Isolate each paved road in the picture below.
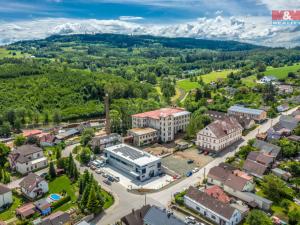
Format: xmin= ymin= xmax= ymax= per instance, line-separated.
xmin=94 ymin=107 xmax=298 ymax=224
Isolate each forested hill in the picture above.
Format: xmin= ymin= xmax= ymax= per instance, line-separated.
xmin=13 ymin=33 xmax=265 ymax=51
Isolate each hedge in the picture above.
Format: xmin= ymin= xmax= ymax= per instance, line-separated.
xmin=51 ymin=195 xmax=71 ymax=210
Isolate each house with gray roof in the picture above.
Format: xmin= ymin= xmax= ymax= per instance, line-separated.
xmin=268 ymin=115 xmax=299 ymax=140
xmin=228 ymin=105 xmax=267 ymax=122
xmin=253 ymin=139 xmax=281 ymax=159
xmin=184 ymin=186 xmax=242 ymax=225
xmin=8 ymin=145 xmax=48 ymax=175
xmin=20 ymin=173 xmax=48 ymax=199
xmin=0 ymin=184 xmax=12 ymax=208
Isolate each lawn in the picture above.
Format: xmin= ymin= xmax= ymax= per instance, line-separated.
xmin=177 ymin=69 xmax=236 ymax=92
xmin=48 ymin=175 xmax=77 ymax=212
xmin=264 ymin=64 xmax=300 ymax=79
xmin=241 ymin=75 xmax=257 ymax=87
xmin=0 ymin=194 xmax=24 ymax=221
xmin=0 ymin=48 xmax=29 ymax=59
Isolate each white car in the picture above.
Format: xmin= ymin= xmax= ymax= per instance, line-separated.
xmin=192 ymin=167 xmax=199 ymax=173
xmin=185 ymin=216 xmax=196 ymax=224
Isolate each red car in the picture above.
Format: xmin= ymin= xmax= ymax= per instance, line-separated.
xmin=204 ymin=151 xmax=209 ymax=155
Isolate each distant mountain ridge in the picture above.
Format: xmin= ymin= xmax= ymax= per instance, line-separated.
xmin=14 ymin=33 xmax=267 ymax=51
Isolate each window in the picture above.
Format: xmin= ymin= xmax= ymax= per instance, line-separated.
xmin=157 ymin=162 xmax=161 ymax=168
xmin=211 ymin=215 xmax=216 ymax=220
xmin=142 ymin=168 xmax=146 ymax=174
xmin=196 ymin=206 xmax=200 ymax=211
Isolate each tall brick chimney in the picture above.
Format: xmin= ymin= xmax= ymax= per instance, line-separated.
xmin=105 ymin=93 xmax=111 ymax=134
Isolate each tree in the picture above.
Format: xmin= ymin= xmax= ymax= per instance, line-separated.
xmin=49 ymin=162 xmax=56 ymax=179
xmin=14 ymin=135 xmax=26 ymax=147
xmin=86 ymin=184 xmax=99 ymax=213
xmin=56 ymin=148 xmax=61 ymax=160
xmin=0 ymin=143 xmax=10 ymax=167
xmin=53 ymin=111 xmax=61 ymax=124
xmin=245 ymin=210 xmax=272 ymax=225
xmin=0 ymin=122 xmax=11 ymax=137
xmin=26 ymin=136 xmax=39 ymax=145
xmin=80 ymin=128 xmax=95 ymax=146
xmin=109 ymin=110 xmax=122 ymax=133
xmin=186 ymin=110 xmax=211 ymax=139
xmin=278 ymin=138 xmax=299 ymax=158
xmin=43 ymin=112 xmax=49 ymax=125
xmin=288 ymin=208 xmax=300 ymax=225
xmin=261 ymin=174 xmax=294 ymax=202
xmin=79 ymin=147 xmax=92 ymax=165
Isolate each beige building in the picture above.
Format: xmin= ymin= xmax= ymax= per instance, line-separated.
xmin=196 ymin=117 xmax=242 ymax=153
xmin=132 ymin=107 xmax=190 ymax=142
xmin=228 ymin=105 xmax=267 ymax=122
xmin=127 ymin=127 xmax=158 ymax=146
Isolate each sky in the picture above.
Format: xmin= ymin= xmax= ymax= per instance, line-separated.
xmin=1 ymin=0 xmax=300 ymax=47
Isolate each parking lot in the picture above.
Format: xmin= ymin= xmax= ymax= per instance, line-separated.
xmin=162 ymin=148 xmax=213 ymax=175
xmin=95 ymin=164 xmax=174 ymax=190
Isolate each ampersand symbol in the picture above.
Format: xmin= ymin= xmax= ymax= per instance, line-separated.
xmin=283 ymin=11 xmax=292 ymax=20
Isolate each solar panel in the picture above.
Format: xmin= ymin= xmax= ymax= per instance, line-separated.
xmin=113 ymin=146 xmax=145 ymax=160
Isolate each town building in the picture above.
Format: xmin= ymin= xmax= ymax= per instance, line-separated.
xmin=104 ymin=144 xmax=162 ymax=182
xmin=20 ymin=173 xmax=49 ymax=199
xmin=90 ymin=133 xmax=122 ymax=151
xmin=184 ymin=186 xmax=242 ymax=225
xmin=55 ymin=128 xmax=79 ymax=141
xmin=228 ymin=105 xmax=267 ymax=122
xmin=243 ymin=159 xmax=268 ymax=178
xmin=267 ymin=115 xmax=299 ymax=140
xmin=205 ymin=110 xmax=255 ymax=130
xmin=253 ymin=139 xmax=281 ymax=159
xmin=0 ymin=184 xmax=12 ymax=208
xmin=8 ymin=145 xmax=48 ymax=175
xmin=271 ymin=168 xmax=292 ymax=181
xmin=121 ymin=205 xmax=185 ymax=225
xmin=132 ymin=107 xmax=190 ymax=142
xmin=203 ymin=185 xmax=231 ymax=204
xmin=127 ymin=128 xmax=158 ymax=146
xmin=276 ymin=104 xmax=289 ymax=112
xmin=196 ymin=117 xmax=243 ymax=153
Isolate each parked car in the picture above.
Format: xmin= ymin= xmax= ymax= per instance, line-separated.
xmin=187 ymin=159 xmax=194 ymax=164
xmin=186 ymin=171 xmax=193 ymax=177
xmin=40 ymin=172 xmax=48 ymax=178
xmin=90 ymin=165 xmax=97 ymax=170
xmin=208 ymin=152 xmax=214 ymax=156
xmin=108 ymin=176 xmax=115 ymax=182
xmin=198 ymin=150 xmax=203 ymax=154
xmin=185 ymin=216 xmax=196 ymax=224
xmin=95 ymin=168 xmax=103 ymax=174
xmin=103 ymin=179 xmax=111 ymax=185
xmin=102 ymin=173 xmax=108 ymax=178
xmin=204 ymin=151 xmax=209 ymax=155
xmin=192 ymin=167 xmax=199 ymax=173
xmin=114 ymin=176 xmax=120 ymax=182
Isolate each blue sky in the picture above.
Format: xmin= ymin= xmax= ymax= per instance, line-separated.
xmin=0 ymin=0 xmax=300 ymax=47
xmin=0 ymin=0 xmax=271 ymax=22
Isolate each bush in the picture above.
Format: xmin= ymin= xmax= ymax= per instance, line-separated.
xmin=174 ymin=191 xmax=186 ymax=206
xmin=51 ymin=195 xmax=71 ymax=210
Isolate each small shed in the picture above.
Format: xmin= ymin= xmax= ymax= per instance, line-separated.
xmin=16 ymin=203 xmax=36 ymax=219
xmin=34 ymin=198 xmax=51 ymax=216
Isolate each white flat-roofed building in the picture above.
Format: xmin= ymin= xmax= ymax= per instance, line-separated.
xmin=132 ymin=107 xmax=191 ymax=142
xmin=228 ymin=105 xmax=267 ymax=122
xmin=128 ymin=127 xmax=158 ymax=146
xmin=103 ymin=144 xmax=162 ymax=182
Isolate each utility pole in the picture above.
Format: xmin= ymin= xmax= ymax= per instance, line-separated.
xmin=144 ymin=193 xmax=147 ymax=206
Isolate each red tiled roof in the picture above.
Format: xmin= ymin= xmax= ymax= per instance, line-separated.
xmin=204 ymin=185 xmax=230 ymax=203
xmin=132 ymin=108 xmax=188 ymax=119
xmin=22 ymin=130 xmax=42 ymax=137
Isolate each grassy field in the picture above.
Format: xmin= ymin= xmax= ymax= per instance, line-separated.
xmin=0 ymin=195 xmax=24 ymax=221
xmin=264 ymin=64 xmax=300 ymax=79
xmin=0 ymin=48 xmax=29 ymax=59
xmin=177 ymin=69 xmax=236 ymax=92
xmin=241 ymin=75 xmax=257 ymax=87
xmin=101 ymin=189 xmax=114 ymax=209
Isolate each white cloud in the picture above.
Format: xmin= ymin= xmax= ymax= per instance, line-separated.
xmin=0 ymin=16 xmax=298 ymax=47
xmin=119 ymin=16 xmax=144 ymax=21
xmin=256 ymin=0 xmax=300 ymax=10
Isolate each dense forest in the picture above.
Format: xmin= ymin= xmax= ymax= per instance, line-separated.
xmin=0 ymin=33 xmax=299 ymax=136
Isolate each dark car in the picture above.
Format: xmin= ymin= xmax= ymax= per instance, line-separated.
xmin=187 ymin=159 xmax=194 ymax=164
xmin=186 ymin=171 xmax=193 ymax=177
xmin=103 ymin=179 xmax=112 ymax=185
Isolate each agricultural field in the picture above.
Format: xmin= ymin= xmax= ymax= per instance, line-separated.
xmin=0 ymin=48 xmax=29 ymax=58
xmin=177 ymin=69 xmax=236 ymax=92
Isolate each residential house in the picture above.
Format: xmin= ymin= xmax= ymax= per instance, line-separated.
xmin=0 ymin=184 xmax=12 ymax=208
xmin=207 ymin=164 xmax=272 ymax=210
xmin=196 ymin=117 xmax=243 ymax=153
xmin=8 ymin=145 xmax=48 ymax=175
xmin=90 ymin=133 xmax=122 ymax=151
xmin=132 ymin=107 xmax=191 ymax=142
xmin=120 ymin=205 xmax=185 ymax=225
xmin=277 ymin=85 xmax=293 ymax=95
xmin=228 ymin=105 xmax=267 ymax=123
xmin=184 ymin=186 xmax=242 ymax=225
xmin=253 ymin=139 xmax=281 ymax=159
xmin=35 ymin=211 xmax=70 ymax=225
xmin=22 ymin=130 xmax=43 ymax=138
xmin=127 ymin=128 xmax=158 ymax=147
xmin=243 ymin=160 xmax=268 ymax=178
xmin=277 ymin=104 xmax=289 ymax=112
xmin=16 ymin=203 xmax=36 ymax=219
xmin=268 ymin=115 xmax=299 ymax=140
xmin=34 ymin=198 xmax=51 ymax=216
xmin=271 ymin=168 xmax=292 ymax=181
xmin=246 ymin=152 xmax=274 ymax=167
xmin=39 ymin=134 xmax=56 ymax=147
xmin=20 ymin=173 xmax=48 ymax=199
xmin=258 ymin=76 xmax=277 ymax=84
